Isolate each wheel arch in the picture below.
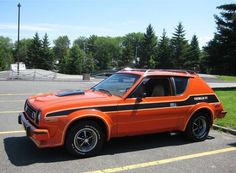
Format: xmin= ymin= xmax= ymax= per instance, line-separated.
xmin=63 ymin=111 xmax=113 ymax=145
xmin=184 ymin=106 xmax=214 ymax=131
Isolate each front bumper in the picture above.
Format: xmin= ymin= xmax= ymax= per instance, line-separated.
xmin=18 ymin=112 xmax=50 ymax=146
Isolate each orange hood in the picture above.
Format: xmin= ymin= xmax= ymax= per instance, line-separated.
xmin=28 ymin=90 xmax=120 ymax=115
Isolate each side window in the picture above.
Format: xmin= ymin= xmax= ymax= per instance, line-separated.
xmin=174 ymin=77 xmax=189 ymax=95
xmin=130 ymin=77 xmax=173 ymax=98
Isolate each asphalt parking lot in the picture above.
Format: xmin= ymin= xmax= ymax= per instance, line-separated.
xmin=0 ymin=80 xmax=235 ymax=173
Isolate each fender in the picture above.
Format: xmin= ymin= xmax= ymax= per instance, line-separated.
xmin=62 ymin=109 xmax=114 ymax=143
xmin=182 ymin=102 xmax=215 ymax=131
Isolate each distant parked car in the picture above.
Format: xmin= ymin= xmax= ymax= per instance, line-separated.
xmin=18 ymin=68 xmax=226 ymax=157
xmin=92 ymin=69 xmax=120 ymax=79
xmin=93 ymin=72 xmax=113 ymax=78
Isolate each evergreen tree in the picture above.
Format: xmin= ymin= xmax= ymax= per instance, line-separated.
xmin=185 ymin=35 xmax=200 ymax=70
xmin=203 ymin=38 xmax=221 ymax=73
xmin=171 ymin=22 xmax=189 ymax=69
xmin=139 ymin=24 xmax=158 ymax=68
xmin=204 ymin=3 xmax=236 ymax=75
xmin=26 ymin=33 xmax=54 ymax=70
xmin=148 ymin=56 xmax=156 ymax=69
xmin=157 ymin=29 xmax=172 ymax=69
xmin=42 ymin=33 xmax=53 ymax=70
xmin=27 ymin=33 xmax=43 ymax=68
xmin=199 ymin=50 xmax=209 ymax=73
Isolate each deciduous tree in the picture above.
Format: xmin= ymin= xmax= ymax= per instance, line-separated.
xmin=0 ymin=36 xmax=13 ymax=71
xmin=53 ymin=36 xmax=70 ymax=73
xmin=66 ymin=44 xmax=84 ymax=74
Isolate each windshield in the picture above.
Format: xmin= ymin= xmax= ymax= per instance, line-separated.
xmin=92 ymin=73 xmax=140 ymax=97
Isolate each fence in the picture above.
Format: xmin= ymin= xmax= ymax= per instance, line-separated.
xmin=7 ymin=69 xmax=57 ymax=80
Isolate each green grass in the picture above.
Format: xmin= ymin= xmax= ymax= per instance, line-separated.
xmin=215 ymin=89 xmax=236 ymax=129
xmin=217 ymin=75 xmax=236 ymax=81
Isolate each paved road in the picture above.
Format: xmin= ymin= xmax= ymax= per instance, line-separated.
xmin=0 ymin=81 xmax=235 ymax=173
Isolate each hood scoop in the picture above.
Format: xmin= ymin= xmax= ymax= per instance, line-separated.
xmin=56 ymin=90 xmax=85 ymax=97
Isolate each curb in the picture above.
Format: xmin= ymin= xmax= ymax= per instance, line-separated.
xmin=212 ymin=124 xmax=236 ymax=136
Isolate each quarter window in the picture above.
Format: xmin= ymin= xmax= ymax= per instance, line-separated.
xmin=174 ymin=77 xmax=188 ymax=95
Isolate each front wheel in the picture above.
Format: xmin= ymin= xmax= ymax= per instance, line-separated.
xmin=185 ymin=114 xmax=211 ymax=142
xmin=65 ymin=121 xmax=105 ymax=158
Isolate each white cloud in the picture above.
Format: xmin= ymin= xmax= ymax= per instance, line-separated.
xmin=0 ymin=23 xmax=55 ymax=32
xmin=0 ymin=23 xmax=118 ymax=36
xmin=0 ymin=23 xmax=125 ymax=43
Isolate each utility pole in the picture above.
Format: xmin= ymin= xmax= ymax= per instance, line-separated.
xmin=17 ymin=3 xmax=21 ymax=77
xmin=82 ymin=42 xmax=87 ymax=73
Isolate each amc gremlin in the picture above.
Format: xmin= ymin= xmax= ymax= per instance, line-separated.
xmin=18 ymin=69 xmax=226 ymax=157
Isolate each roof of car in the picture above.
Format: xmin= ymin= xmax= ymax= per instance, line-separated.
xmin=117 ymin=68 xmax=197 ymax=78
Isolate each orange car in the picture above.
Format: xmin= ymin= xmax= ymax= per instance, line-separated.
xmin=18 ymin=68 xmax=226 ymax=157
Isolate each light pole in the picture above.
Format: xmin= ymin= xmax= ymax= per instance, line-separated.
xmin=135 ymin=45 xmax=139 ymax=67
xmin=17 ymin=3 xmax=21 ymax=77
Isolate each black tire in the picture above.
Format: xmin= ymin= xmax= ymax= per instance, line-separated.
xmin=65 ymin=120 xmax=105 ymax=158
xmin=185 ymin=113 xmax=211 ymax=142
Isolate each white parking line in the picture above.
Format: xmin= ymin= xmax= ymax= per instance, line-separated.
xmin=0 ymin=93 xmax=34 ymax=96
xmin=0 ymin=111 xmax=21 ymax=114
xmin=85 ymin=147 xmax=236 ymax=173
xmin=0 ymin=130 xmax=25 ymax=135
xmin=0 ymin=100 xmax=24 ymax=103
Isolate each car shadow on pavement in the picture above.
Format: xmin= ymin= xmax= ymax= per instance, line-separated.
xmin=4 ymin=136 xmax=74 ymax=166
xmin=228 ymin=142 xmax=236 ymax=147
xmin=103 ymin=133 xmax=189 ymax=154
xmin=4 ymin=133 xmax=215 ymax=166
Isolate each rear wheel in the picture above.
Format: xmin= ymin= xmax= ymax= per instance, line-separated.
xmin=185 ymin=113 xmax=211 ymax=142
xmin=65 ymin=121 xmax=105 ymax=157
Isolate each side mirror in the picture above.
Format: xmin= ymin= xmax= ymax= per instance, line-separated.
xmin=136 ymin=92 xmax=147 ymax=102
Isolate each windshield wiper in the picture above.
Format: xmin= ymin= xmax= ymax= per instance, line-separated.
xmin=97 ymin=89 xmax=112 ymax=96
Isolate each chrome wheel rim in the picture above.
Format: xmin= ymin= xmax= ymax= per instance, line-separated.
xmin=192 ymin=116 xmax=207 ymax=138
xmin=74 ymin=127 xmax=98 ymax=153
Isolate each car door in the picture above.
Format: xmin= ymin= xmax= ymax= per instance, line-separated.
xmin=116 ymin=76 xmax=180 ymax=136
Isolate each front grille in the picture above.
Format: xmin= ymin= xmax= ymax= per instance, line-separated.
xmin=24 ymin=101 xmax=37 ymax=121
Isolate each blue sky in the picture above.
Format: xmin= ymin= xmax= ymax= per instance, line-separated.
xmin=0 ymin=0 xmax=235 ymax=47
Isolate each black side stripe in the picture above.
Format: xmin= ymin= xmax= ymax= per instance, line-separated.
xmin=46 ymin=94 xmax=219 ymax=117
